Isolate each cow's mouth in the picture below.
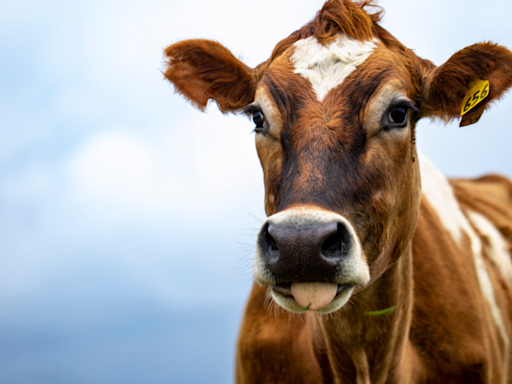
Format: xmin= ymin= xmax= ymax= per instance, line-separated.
xmin=270 ymin=282 xmax=355 ymax=313
xmin=272 ymin=282 xmax=352 ymax=297
xmin=254 ymin=208 xmax=371 ymax=314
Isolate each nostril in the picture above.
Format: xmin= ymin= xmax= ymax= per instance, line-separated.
xmin=260 ymin=223 xmax=279 ymax=253
xmin=321 ymin=223 xmax=351 ymax=258
xmin=322 ymin=233 xmax=343 ymax=252
xmin=265 ymin=230 xmax=278 ymax=252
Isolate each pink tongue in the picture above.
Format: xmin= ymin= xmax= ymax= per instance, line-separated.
xmin=291 ymin=282 xmax=338 ymax=311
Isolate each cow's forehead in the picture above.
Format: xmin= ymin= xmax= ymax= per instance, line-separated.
xmin=258 ymin=35 xmax=411 ymax=116
xmin=290 ymin=35 xmax=379 ymax=102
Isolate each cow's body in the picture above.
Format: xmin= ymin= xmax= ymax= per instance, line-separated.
xmin=237 ymin=163 xmax=512 ymax=383
xmin=162 ymin=0 xmax=512 ymax=382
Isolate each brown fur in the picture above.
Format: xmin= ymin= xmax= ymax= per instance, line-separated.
xmin=162 ymin=0 xmax=512 ymax=382
xmin=268 ymin=0 xmax=382 ymax=63
xmin=163 ymin=40 xmax=258 ymax=113
xmin=424 ymin=43 xmax=512 ymax=121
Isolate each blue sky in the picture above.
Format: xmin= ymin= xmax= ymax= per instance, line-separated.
xmin=1 ymin=0 xmax=512 ymax=383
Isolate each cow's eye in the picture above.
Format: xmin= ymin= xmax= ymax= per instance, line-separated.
xmin=389 ymin=106 xmax=407 ymax=125
xmin=382 ymin=101 xmax=418 ymax=131
xmin=253 ymin=111 xmax=265 ymax=129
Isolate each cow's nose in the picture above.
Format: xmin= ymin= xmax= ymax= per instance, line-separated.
xmin=257 ymin=220 xmax=353 ymax=282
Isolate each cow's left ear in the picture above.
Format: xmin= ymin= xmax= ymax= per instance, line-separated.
xmin=422 ymin=43 xmax=512 ymax=126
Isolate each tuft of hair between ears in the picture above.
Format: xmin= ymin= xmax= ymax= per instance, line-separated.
xmin=270 ymin=0 xmax=383 ymax=63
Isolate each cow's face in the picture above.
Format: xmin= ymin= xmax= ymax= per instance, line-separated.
xmin=249 ymin=37 xmax=422 ymax=313
xmin=163 ymin=0 xmax=512 ymax=314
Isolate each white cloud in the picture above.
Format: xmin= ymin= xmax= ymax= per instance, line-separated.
xmin=67 ymin=115 xmax=264 ymax=218
xmin=75 ymin=132 xmax=155 ymax=184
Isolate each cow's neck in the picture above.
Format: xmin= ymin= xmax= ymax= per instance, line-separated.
xmin=319 ymin=244 xmax=416 ymax=384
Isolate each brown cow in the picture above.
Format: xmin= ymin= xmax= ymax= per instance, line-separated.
xmin=163 ymin=1 xmax=512 ymax=382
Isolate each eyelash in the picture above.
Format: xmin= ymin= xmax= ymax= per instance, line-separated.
xmin=242 ymin=105 xmax=260 ymax=116
xmin=242 ymin=105 xmax=268 ymax=133
xmin=382 ymin=101 xmax=419 ymax=129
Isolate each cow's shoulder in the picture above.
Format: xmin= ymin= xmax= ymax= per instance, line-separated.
xmin=450 ymin=174 xmax=512 ymax=251
xmin=410 ymin=157 xmax=511 ymax=381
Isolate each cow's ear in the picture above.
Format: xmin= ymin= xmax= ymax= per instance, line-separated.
xmin=164 ymin=39 xmax=257 ymax=113
xmin=422 ymin=43 xmax=512 ymax=126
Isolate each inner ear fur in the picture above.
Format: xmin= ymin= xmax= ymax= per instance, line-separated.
xmin=164 ymin=39 xmax=257 ymax=113
xmin=422 ymin=42 xmax=512 ymax=121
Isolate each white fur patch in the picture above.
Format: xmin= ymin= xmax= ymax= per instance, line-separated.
xmin=291 ymin=35 xmax=378 ymax=101
xmin=468 ymin=211 xmax=512 ymax=289
xmin=419 ymin=154 xmax=472 ymax=244
xmin=420 ymin=153 xmax=510 ymax=376
xmin=465 ymin=213 xmax=510 ymax=382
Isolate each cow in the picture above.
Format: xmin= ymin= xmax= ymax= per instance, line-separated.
xmin=162 ymin=0 xmax=512 ymax=382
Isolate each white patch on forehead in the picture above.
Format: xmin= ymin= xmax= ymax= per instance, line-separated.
xmin=291 ymin=35 xmax=378 ymax=102
xmin=420 ymin=153 xmax=510 ymax=370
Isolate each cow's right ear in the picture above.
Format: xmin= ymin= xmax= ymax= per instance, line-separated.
xmin=163 ymin=39 xmax=257 ymax=113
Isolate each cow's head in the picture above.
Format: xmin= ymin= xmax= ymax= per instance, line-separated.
xmin=164 ymin=0 xmax=512 ymax=313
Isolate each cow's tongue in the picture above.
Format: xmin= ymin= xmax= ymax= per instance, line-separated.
xmin=290 ymin=282 xmax=338 ymax=311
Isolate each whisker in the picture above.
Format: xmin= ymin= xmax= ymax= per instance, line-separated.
xmin=244 ymin=211 xmax=266 ymax=223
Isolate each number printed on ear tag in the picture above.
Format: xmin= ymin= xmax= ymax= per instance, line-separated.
xmin=461 ymin=79 xmax=490 ymax=116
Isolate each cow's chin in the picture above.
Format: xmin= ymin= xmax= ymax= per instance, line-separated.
xmin=268 ymin=283 xmax=355 ymax=314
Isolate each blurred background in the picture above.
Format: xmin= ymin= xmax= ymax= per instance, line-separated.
xmin=1 ymin=0 xmax=511 ymax=383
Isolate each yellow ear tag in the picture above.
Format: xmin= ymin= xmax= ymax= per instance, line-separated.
xmin=461 ymin=79 xmax=489 ymax=116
